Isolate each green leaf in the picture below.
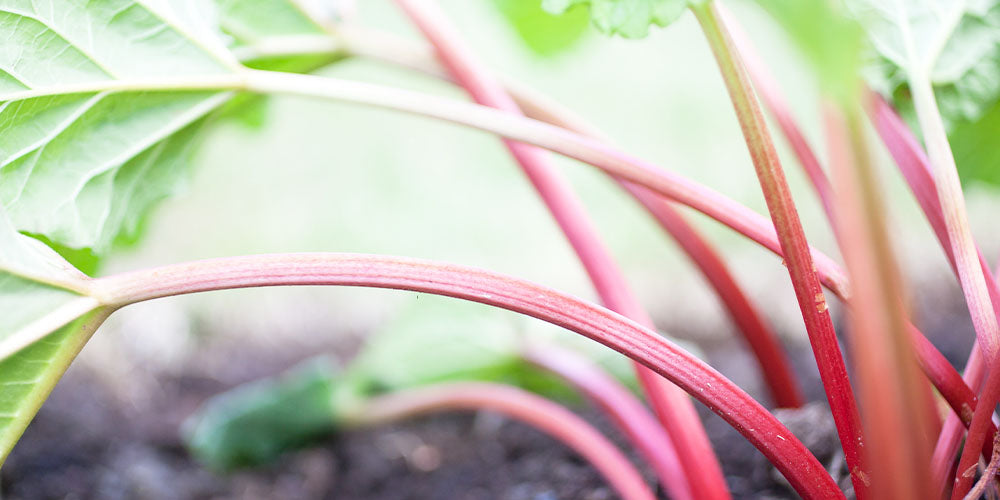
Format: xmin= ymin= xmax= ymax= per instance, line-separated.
xmin=493 ymin=0 xmax=591 ymax=55
xmin=847 ymin=0 xmax=1000 ymax=119
xmin=950 ymin=97 xmax=1000 ymax=186
xmin=846 ymin=0 xmax=1000 ymax=183
xmin=0 ymin=0 xmax=242 ymax=253
xmin=183 ymin=357 xmax=339 ymax=470
xmin=543 ymin=0 xmax=692 ymax=38
xmin=0 ymin=209 xmax=102 ymax=465
xmin=0 ymin=311 xmax=107 ymax=466
xmin=215 ymin=0 xmax=328 ymax=42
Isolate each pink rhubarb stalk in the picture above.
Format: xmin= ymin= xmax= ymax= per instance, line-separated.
xmin=341 ymin=382 xmax=657 ymax=500
xmin=908 ymin=77 xmax=999 ymax=362
xmin=691 ymin=3 xmax=868 ymax=496
xmin=93 ymin=252 xmax=844 ymax=500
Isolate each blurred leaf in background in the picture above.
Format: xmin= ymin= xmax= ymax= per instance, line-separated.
xmin=342 ymin=298 xmax=525 ymax=395
xmin=846 ymin=0 xmax=1000 ymax=186
xmin=542 ymin=0 xmax=691 ymax=38
xmin=184 ymin=357 xmax=340 ymax=470
xmin=753 ymin=0 xmax=863 ymax=102
xmin=492 ymin=0 xmax=591 ymax=55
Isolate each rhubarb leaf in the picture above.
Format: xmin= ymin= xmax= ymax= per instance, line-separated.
xmin=949 ymin=98 xmax=1000 ymax=186
xmin=848 ymin=0 xmax=1000 ymax=185
xmin=542 ymin=0 xmax=694 ymax=38
xmin=847 ymin=0 xmax=1000 ymax=124
xmin=0 ymin=0 xmax=242 ymax=253
xmin=215 ymin=0 xmax=328 ymax=42
xmin=0 ymin=209 xmax=102 ymax=465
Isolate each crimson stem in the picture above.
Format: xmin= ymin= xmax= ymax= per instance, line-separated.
xmin=340 ymin=382 xmax=657 ymax=500
xmin=691 ymin=2 xmax=869 ymax=496
xmin=92 ymin=252 xmax=844 ymax=500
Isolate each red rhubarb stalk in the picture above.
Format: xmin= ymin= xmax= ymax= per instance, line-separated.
xmin=691 ymin=2 xmax=869 ymax=496
xmin=93 ymin=252 xmax=844 ymax=500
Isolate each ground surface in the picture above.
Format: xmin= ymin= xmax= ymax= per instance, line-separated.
xmin=0 ymin=342 xmax=841 ymax=500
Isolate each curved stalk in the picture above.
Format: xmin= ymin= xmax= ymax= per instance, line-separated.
xmin=691 ymin=3 xmax=868 ymax=495
xmin=91 ymin=252 xmax=845 ymax=500
xmin=391 ymin=2 xmax=727 ymax=498
xmin=522 ymin=345 xmax=692 ymax=500
xmin=232 ymin=68 xmax=851 ymax=298
xmin=33 ymin=39 xmax=845 ymax=296
xmin=340 ymin=382 xmax=657 ymax=500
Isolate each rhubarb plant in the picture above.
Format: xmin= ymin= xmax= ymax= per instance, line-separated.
xmin=3 ymin=0 xmax=1000 ymax=499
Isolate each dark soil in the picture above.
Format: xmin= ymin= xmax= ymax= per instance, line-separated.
xmin=2 ymin=366 xmax=653 ymax=500
xmin=1 ymin=284 xmax=973 ymax=499
xmin=0 ymin=343 xmax=842 ymax=500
